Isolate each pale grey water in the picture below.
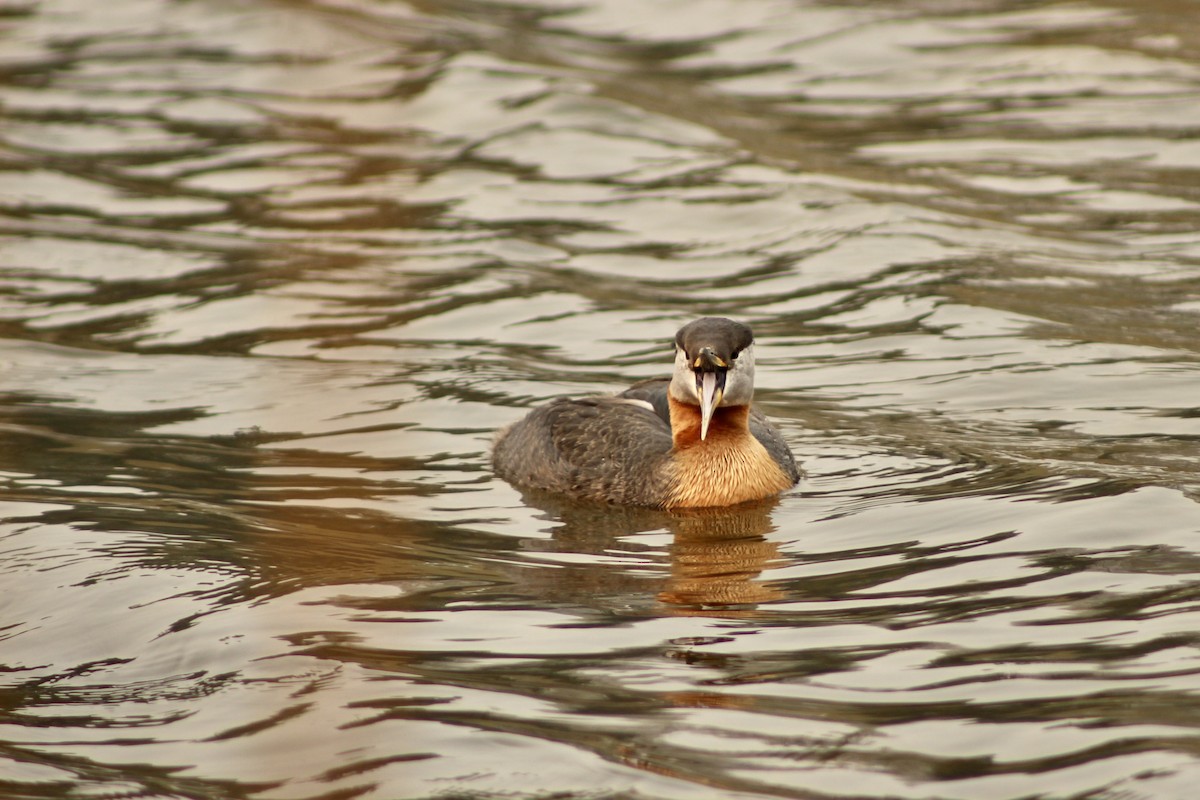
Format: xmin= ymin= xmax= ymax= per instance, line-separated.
xmin=2 ymin=1 xmax=1200 ymax=798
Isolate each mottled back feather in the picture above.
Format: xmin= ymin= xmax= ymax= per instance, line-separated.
xmin=620 ymin=378 xmax=672 ymax=424
xmin=493 ymin=396 xmax=675 ymax=506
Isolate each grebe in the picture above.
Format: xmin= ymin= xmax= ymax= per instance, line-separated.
xmin=493 ymin=317 xmax=800 ymax=507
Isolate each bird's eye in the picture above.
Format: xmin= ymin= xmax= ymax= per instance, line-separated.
xmin=731 ymin=349 xmax=741 ymax=361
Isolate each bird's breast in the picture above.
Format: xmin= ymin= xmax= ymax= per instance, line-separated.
xmin=665 ymin=401 xmax=794 ymax=508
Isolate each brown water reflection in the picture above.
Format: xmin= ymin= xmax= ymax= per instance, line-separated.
xmin=3 ymin=0 xmax=1200 ymax=798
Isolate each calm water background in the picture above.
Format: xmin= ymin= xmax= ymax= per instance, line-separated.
xmin=2 ymin=1 xmax=1200 ymax=798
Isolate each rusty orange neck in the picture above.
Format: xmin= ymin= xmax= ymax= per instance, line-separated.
xmin=668 ymin=395 xmax=751 ymax=448
xmin=665 ymin=396 xmax=793 ymax=508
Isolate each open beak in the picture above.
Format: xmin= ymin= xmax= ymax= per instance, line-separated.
xmin=693 ymin=347 xmax=727 ymax=440
xmin=698 ymin=372 xmax=724 ymax=439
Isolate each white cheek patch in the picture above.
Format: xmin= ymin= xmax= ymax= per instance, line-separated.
xmin=736 ymin=343 xmax=756 ymax=371
xmin=725 ymin=343 xmax=757 ymax=404
xmin=670 ymin=347 xmax=698 ymax=402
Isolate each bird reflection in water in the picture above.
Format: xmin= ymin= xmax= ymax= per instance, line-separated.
xmin=514 ymin=488 xmax=784 ymax=612
xmin=660 ymin=505 xmax=784 ymax=610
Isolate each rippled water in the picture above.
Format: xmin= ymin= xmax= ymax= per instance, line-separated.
xmin=2 ymin=1 xmax=1200 ymax=798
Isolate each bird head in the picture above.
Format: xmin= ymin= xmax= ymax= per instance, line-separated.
xmin=668 ymin=317 xmax=756 ymax=440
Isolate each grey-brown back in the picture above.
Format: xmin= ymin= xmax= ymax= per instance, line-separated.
xmin=493 ymin=395 xmax=675 ymax=506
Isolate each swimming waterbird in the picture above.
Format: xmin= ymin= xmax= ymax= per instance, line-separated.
xmin=493 ymin=317 xmax=800 ymax=507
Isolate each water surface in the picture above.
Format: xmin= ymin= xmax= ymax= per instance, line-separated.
xmin=2 ymin=1 xmax=1200 ymax=798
